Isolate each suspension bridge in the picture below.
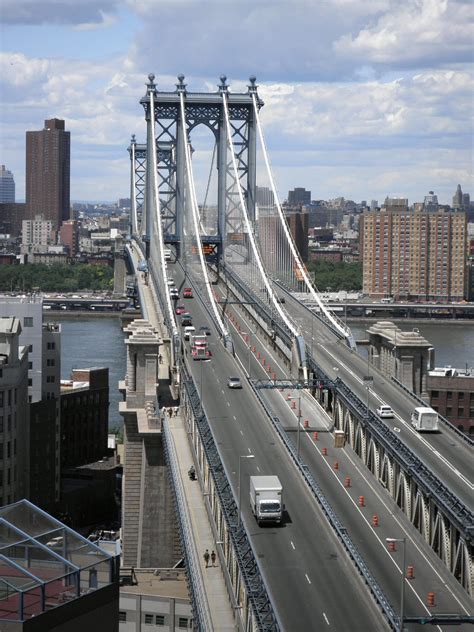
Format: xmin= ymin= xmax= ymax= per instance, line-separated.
xmin=121 ymin=74 xmax=474 ymax=631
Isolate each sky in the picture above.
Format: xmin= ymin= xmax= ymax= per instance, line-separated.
xmin=0 ymin=0 xmax=473 ymax=205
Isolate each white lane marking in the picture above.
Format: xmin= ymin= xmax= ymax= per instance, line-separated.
xmin=221 ymin=389 xmax=225 ymax=395
xmin=233 ymin=415 xmax=237 ymax=421
xmin=240 ymin=430 xmax=243 ymax=436
xmin=290 ymin=541 xmax=295 ymax=550
xmin=227 ymin=402 xmax=230 ymax=407
xmin=323 ymin=613 xmax=330 ymax=626
xmin=301 ymin=429 xmax=470 ymax=616
xmin=305 ymin=573 xmax=311 ymax=584
xmin=256 ymin=465 xmax=260 ymax=472
xmin=248 ymin=447 xmax=252 ymax=453
xmin=319 ymin=345 xmax=474 ymax=489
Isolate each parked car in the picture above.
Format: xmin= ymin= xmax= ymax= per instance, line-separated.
xmin=183 ymin=288 xmax=193 ymax=298
xmin=376 ymin=405 xmax=394 ymax=418
xmin=227 ymin=376 xmax=242 ymax=389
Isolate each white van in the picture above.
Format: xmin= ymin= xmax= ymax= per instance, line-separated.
xmin=183 ymin=325 xmax=195 ymax=341
xmin=411 ymin=407 xmax=439 ymax=432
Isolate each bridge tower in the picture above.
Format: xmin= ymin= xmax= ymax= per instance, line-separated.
xmin=138 ymin=73 xmax=263 ymax=262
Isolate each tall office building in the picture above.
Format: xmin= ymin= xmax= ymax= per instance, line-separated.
xmin=288 ymin=187 xmax=311 ymax=206
xmin=0 ymin=165 xmax=15 ymax=202
xmin=0 ymin=318 xmax=30 ymax=505
xmin=452 ymin=184 xmax=463 ymax=209
xmin=362 ymin=206 xmax=467 ymax=302
xmin=26 ymin=118 xmax=70 ymax=229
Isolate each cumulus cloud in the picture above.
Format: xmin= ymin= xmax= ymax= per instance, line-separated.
xmin=1 ymin=0 xmax=121 ymax=25
xmin=334 ymin=0 xmax=474 ymax=68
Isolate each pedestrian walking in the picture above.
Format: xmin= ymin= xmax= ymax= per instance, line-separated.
xmin=211 ymin=550 xmax=216 ymax=567
xmin=203 ymin=549 xmax=210 ymax=568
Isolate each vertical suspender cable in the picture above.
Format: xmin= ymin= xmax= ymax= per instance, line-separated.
xmin=149 ymin=91 xmax=179 ymax=338
xmin=252 ymin=94 xmax=350 ymax=341
xmin=179 ymin=92 xmax=229 ymax=338
xmin=222 ymin=92 xmax=298 ymax=338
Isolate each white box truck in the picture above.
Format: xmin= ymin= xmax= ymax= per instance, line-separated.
xmin=250 ymin=475 xmax=283 ymax=526
xmin=411 ymin=407 xmax=439 ymax=432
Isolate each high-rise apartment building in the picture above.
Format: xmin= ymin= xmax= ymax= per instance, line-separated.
xmin=362 ymin=206 xmax=467 ymax=302
xmin=0 ymin=165 xmax=15 ymax=202
xmin=26 ymin=118 xmax=70 ymax=229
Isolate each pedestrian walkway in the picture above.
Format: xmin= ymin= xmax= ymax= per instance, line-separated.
xmin=168 ymin=414 xmax=236 ymax=631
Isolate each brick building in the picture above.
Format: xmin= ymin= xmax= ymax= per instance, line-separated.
xmin=26 ymin=118 xmax=70 ymax=229
xmin=60 ymin=368 xmax=109 ymax=469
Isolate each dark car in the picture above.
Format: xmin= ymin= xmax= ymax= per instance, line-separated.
xmin=181 ymin=314 xmax=193 ymax=327
xmin=199 ymin=326 xmax=211 ymax=336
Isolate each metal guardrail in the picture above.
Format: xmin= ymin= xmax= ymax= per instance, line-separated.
xmin=162 ymin=418 xmax=213 ymax=631
xmin=251 ymin=382 xmax=398 ymax=631
xmin=333 ymin=376 xmax=474 ymax=540
xmin=181 ymin=364 xmax=280 ymax=631
xmin=391 ymin=376 xmax=474 ymax=447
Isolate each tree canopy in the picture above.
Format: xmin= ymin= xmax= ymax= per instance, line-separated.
xmin=306 ymin=260 xmax=362 ymax=292
xmin=0 ymin=264 xmax=114 ymax=292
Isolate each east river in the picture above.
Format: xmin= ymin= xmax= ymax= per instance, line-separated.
xmin=55 ymin=316 xmax=474 ymax=428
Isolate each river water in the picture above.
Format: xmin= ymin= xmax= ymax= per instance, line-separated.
xmin=55 ymin=316 xmax=474 ymax=428
xmin=349 ymin=321 xmax=474 ymax=368
xmin=55 ymin=316 xmax=126 ymax=427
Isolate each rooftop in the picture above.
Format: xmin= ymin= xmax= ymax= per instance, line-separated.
xmin=0 ymin=499 xmax=116 ymax=623
xmin=120 ymin=568 xmax=189 ymax=601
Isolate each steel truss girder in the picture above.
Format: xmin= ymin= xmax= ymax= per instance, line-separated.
xmin=182 ymin=368 xmax=279 ymax=630
xmin=333 ymin=381 xmax=474 ymax=596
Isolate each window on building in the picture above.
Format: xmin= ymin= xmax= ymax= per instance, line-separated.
xmin=144 ymin=614 xmax=154 ymax=625
xmin=7 ymin=443 xmax=10 ymax=458
xmin=47 ymin=342 xmax=56 ymax=350
xmin=446 ymin=391 xmax=453 ymax=400
xmin=118 ymin=612 xmax=127 ymax=622
xmin=458 ymin=392 xmax=464 ymax=400
xmin=446 ymin=407 xmax=452 ymax=416
xmin=7 ymin=390 xmax=11 ymax=406
xmin=178 ymin=618 xmax=189 ymax=629
xmin=28 ymin=362 xmax=33 ymax=370
xmin=23 ymin=317 xmax=33 ymax=327
xmin=0 ymin=392 xmax=3 ymax=407
xmin=28 ymin=345 xmax=33 ymax=353
xmin=28 ymin=379 xmax=32 ymax=387
xmin=155 ymin=615 xmax=165 ymax=626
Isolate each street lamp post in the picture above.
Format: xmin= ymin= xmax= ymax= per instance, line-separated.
xmin=238 ymin=455 xmax=255 ymax=528
xmin=386 ymin=537 xmax=406 ymax=632
xmin=288 ymin=392 xmax=302 ymax=459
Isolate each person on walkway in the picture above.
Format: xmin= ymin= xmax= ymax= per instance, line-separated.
xmin=211 ymin=550 xmax=216 ymax=567
xmin=203 ymin=549 xmax=210 ymax=568
xmin=158 ymin=354 xmax=162 ymax=364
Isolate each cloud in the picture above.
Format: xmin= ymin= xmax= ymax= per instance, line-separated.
xmin=334 ymin=0 xmax=474 ymax=68
xmin=1 ymin=0 xmax=121 ymax=26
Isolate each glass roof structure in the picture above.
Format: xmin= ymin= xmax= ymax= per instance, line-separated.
xmin=0 ymin=499 xmax=116 ymax=622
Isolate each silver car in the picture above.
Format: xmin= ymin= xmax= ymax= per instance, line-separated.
xmin=227 ymin=377 xmax=242 ymax=389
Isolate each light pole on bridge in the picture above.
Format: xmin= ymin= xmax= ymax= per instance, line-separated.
xmin=386 ymin=537 xmax=406 ymax=632
xmin=238 ymin=454 xmax=255 ymax=528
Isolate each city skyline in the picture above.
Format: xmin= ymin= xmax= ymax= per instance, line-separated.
xmin=1 ymin=0 xmax=473 ymax=204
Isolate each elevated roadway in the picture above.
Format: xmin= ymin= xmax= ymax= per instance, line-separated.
xmin=222 ymin=288 xmax=474 ymax=630
xmin=282 ymin=291 xmax=474 ymax=510
xmin=170 ymin=264 xmax=389 ymax=631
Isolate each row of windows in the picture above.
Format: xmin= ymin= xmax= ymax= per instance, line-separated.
xmin=0 ymin=390 xmax=17 ymax=408
xmin=118 ymin=612 xmax=190 ymax=628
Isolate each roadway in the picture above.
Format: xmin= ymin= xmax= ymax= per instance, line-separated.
xmin=281 ymin=290 xmax=474 ymax=511
xmin=220 ymin=285 xmax=474 ymax=631
xmin=171 ymin=264 xmax=389 ymax=631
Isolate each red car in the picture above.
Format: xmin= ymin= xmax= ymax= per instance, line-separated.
xmin=183 ymin=288 xmax=193 ymax=298
xmin=175 ymin=305 xmax=185 ymax=315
